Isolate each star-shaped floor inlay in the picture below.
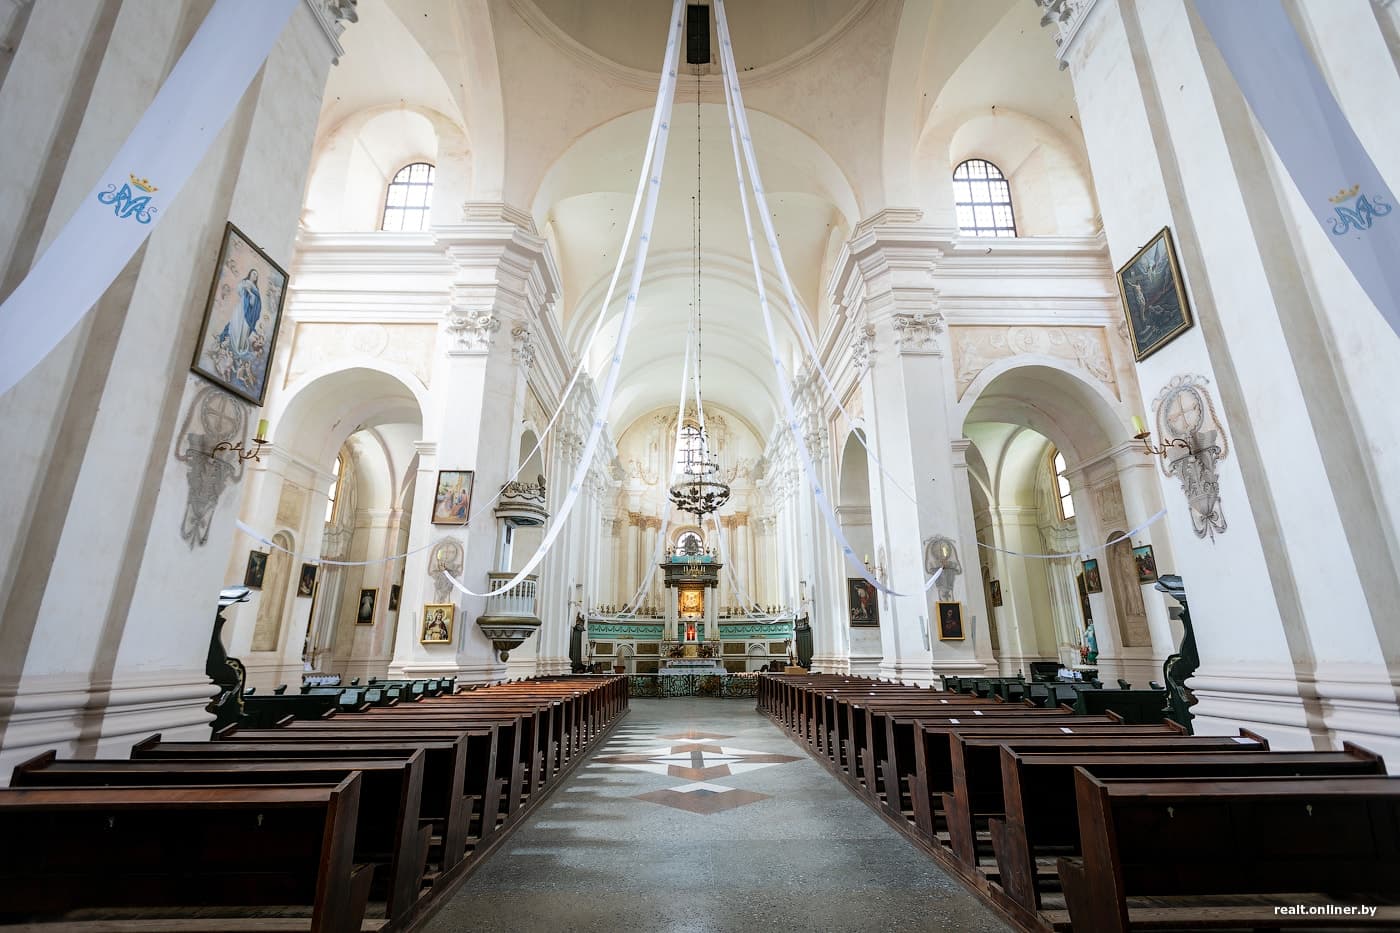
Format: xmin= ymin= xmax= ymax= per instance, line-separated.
xmin=593 ymin=743 xmax=800 ymax=781
xmin=632 ymin=781 xmax=771 ymax=814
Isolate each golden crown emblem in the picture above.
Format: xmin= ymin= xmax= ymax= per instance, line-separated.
xmin=128 ymin=174 xmax=158 ymax=193
xmin=1329 ymin=184 xmax=1360 ymax=204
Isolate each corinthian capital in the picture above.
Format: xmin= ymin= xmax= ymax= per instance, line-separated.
xmin=444 ymin=305 xmax=501 ymax=355
xmin=892 ymin=311 xmax=945 ymax=355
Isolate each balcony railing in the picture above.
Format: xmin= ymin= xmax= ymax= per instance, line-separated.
xmin=482 ymin=572 xmax=539 ymax=619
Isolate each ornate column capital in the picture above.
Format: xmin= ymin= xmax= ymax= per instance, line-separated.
xmin=1034 ymin=0 xmax=1103 ymax=71
xmin=303 ymin=0 xmax=358 ymax=65
xmin=849 ymin=322 xmax=877 ymax=378
xmin=511 ymin=321 xmax=536 ymax=370
xmin=444 ymin=305 xmax=501 ymax=356
xmin=891 ymin=311 xmax=946 ymax=356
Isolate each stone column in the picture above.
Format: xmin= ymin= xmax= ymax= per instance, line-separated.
xmin=388 ymin=205 xmax=558 ymax=683
xmin=0 ymin=3 xmax=352 ymax=774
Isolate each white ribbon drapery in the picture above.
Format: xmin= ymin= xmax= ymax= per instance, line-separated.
xmin=974 ymin=508 xmax=1167 ymax=561
xmin=443 ymin=0 xmax=686 ymax=600
xmin=617 ymin=325 xmax=694 ymax=615
xmin=0 ymin=0 xmax=301 ymax=399
xmin=1196 ymin=0 xmax=1400 ymax=342
xmin=714 ymin=0 xmax=927 ymax=599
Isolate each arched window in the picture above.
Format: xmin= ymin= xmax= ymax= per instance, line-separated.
xmin=953 ymin=159 xmax=1016 ymax=238
xmin=325 ymin=456 xmax=343 ymax=522
xmin=381 ymin=162 xmax=435 ymax=231
xmin=1050 ymin=448 xmax=1075 ymax=521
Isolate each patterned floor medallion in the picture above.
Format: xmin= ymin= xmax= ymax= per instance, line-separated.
xmin=593 ymin=734 xmax=801 ymax=814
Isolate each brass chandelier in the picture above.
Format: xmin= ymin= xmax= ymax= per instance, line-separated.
xmin=668 ymin=73 xmax=730 ymax=519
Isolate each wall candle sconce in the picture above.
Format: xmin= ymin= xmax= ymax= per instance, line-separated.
xmin=863 ymin=553 xmax=886 ymax=581
xmin=212 ymin=418 xmax=271 ymax=462
xmin=1133 ymin=418 xmax=1195 ymax=462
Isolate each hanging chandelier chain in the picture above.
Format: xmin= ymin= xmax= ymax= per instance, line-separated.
xmin=667 ymin=72 xmax=730 ymax=518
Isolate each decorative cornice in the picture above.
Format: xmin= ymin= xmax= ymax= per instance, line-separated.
xmin=302 ymin=0 xmax=357 ymax=65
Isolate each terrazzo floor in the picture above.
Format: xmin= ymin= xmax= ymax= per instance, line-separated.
xmin=421 ymin=697 xmax=1013 ymax=933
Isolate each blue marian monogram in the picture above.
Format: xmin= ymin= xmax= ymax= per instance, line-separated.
xmin=96 ymin=173 xmax=159 ymax=224
xmin=1327 ymin=183 xmax=1391 ymax=236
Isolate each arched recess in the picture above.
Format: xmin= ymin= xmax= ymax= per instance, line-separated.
xmin=959 ymin=362 xmax=1127 ymax=673
xmin=251 ymin=532 xmax=295 ymax=652
xmin=747 ymin=642 xmax=767 ymax=673
xmin=1105 ymin=531 xmax=1150 ymax=648
xmin=837 ymin=429 xmax=878 ymax=671
xmin=231 ymin=363 xmax=427 ymax=688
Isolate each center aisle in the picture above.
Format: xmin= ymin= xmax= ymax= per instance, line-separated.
xmin=422 ymin=697 xmax=1012 ymax=933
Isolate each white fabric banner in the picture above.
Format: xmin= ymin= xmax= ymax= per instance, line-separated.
xmin=445 ymin=0 xmax=685 ymax=599
xmin=715 ymin=0 xmax=924 ymax=598
xmin=1196 ymin=0 xmax=1400 ymax=341
xmin=0 ymin=0 xmax=301 ymax=399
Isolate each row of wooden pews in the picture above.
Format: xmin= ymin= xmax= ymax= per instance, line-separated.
xmin=759 ymin=673 xmax=1400 ymax=931
xmin=0 ymin=674 xmax=627 ymax=933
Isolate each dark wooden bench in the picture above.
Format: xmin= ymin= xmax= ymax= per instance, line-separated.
xmin=941 ymin=730 xmax=1266 ymax=870
xmin=132 ymin=734 xmax=480 ymax=869
xmin=0 ymin=779 xmax=373 ymax=933
xmin=990 ymin=744 xmax=1388 ymax=920
xmin=11 ymin=750 xmax=430 ymax=923
xmin=1070 ymin=687 xmax=1167 ymax=724
xmin=1058 ymin=773 xmax=1400 ymax=931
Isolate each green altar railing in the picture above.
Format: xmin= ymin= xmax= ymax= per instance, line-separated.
xmin=626 ymin=674 xmax=759 ymax=699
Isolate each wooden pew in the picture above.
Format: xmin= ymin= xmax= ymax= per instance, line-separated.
xmin=11 ymin=750 xmax=431 ymax=923
xmin=132 ymin=734 xmax=479 ymax=870
xmin=0 ymin=778 xmax=373 ymax=933
xmin=989 ymin=744 xmax=1388 ymax=921
xmin=941 ymin=729 xmax=1262 ymax=870
xmin=907 ymin=720 xmax=1202 ymax=842
xmin=1069 ymin=687 xmax=1167 ymax=724
xmin=1057 ymin=773 xmax=1400 ymax=931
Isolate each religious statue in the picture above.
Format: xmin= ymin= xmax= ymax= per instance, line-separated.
xmin=1084 ymin=620 xmax=1098 ymax=665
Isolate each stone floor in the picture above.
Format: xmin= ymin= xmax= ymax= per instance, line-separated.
xmin=421 ymin=698 xmax=1013 ymax=933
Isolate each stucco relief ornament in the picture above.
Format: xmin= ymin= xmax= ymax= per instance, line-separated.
xmin=893 ymin=311 xmax=945 ymax=353
xmin=923 ymin=535 xmax=961 ymax=601
xmin=444 ymin=305 xmax=500 ymax=354
xmin=511 ymin=321 xmax=536 ymax=370
xmin=850 ymin=322 xmax=877 ymax=377
xmin=429 ymin=538 xmax=464 ymax=603
xmin=174 ymin=386 xmax=248 ymax=547
xmin=1154 ymin=374 xmax=1229 ymax=540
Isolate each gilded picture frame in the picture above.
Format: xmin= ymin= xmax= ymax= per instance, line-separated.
xmin=1116 ymin=225 xmax=1194 ymax=362
xmin=848 ymin=577 xmax=879 ymax=626
xmin=935 ymin=601 xmax=966 ymax=641
xmin=421 ymin=604 xmax=454 ymax=644
xmin=432 ymin=470 xmax=475 ymax=525
xmin=355 ymin=588 xmax=377 ymax=625
xmin=190 ymin=222 xmax=289 ymax=406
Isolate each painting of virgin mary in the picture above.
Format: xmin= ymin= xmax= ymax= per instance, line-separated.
xmin=191 ymin=222 xmax=288 ymax=406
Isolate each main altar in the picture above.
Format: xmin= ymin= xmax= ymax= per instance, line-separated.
xmin=658 ymin=541 xmax=724 ymax=672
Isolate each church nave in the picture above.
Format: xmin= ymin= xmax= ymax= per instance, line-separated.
xmin=421 ymin=698 xmax=1011 ymax=933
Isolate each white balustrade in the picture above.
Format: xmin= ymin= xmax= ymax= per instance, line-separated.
xmin=483 ymin=572 xmax=540 ymax=620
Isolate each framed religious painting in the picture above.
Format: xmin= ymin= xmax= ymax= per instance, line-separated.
xmin=989 ymin=580 xmax=1003 ymax=608
xmin=1116 ymin=226 xmax=1194 ymax=361
xmin=421 ymin=604 xmax=454 ymax=644
xmin=388 ymin=583 xmax=402 ymax=612
xmin=297 ymin=562 xmax=317 ymax=598
xmin=935 ymin=601 xmax=965 ymax=641
xmin=1133 ymin=544 xmax=1159 ymax=584
xmin=190 ymin=222 xmax=289 ymax=405
xmin=1082 ymin=558 xmax=1103 ymax=594
xmin=847 ymin=578 xmax=878 ymax=626
xmin=432 ymin=470 xmax=475 ymax=525
xmin=244 ymin=551 xmax=268 ymax=589
xmin=355 ymin=588 xmax=377 ymax=625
